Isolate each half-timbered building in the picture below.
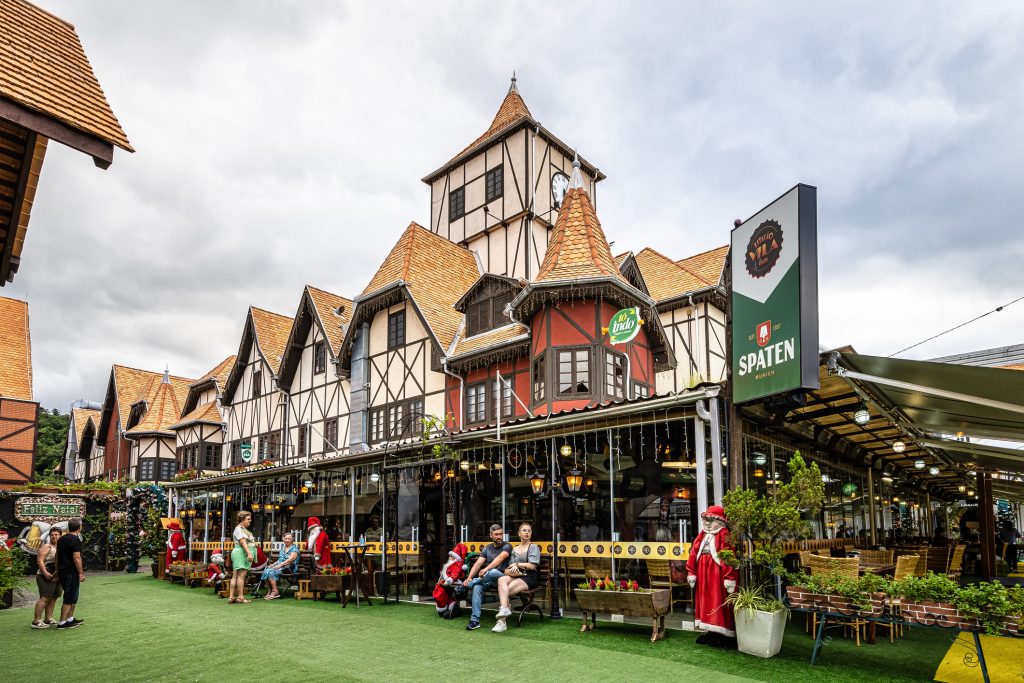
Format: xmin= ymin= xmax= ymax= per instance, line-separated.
xmin=221 ymin=307 xmax=294 ymax=468
xmin=169 ymin=356 xmax=234 ymax=476
xmin=279 ymin=286 xmax=353 ymax=464
xmin=0 ymin=295 xmax=37 ymax=488
xmin=93 ymin=365 xmax=193 ymax=481
xmin=63 ymin=404 xmax=101 ymax=482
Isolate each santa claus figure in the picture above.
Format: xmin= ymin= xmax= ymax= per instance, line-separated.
xmin=432 ymin=543 xmax=470 ymax=618
xmin=685 ymin=505 xmax=738 ymax=647
xmin=166 ymin=521 xmax=187 ymax=573
xmin=207 ymin=549 xmax=227 ymax=596
xmin=306 ymin=517 xmax=332 ymax=569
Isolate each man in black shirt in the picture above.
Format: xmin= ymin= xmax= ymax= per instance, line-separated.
xmin=462 ymin=524 xmax=511 ymax=631
xmin=56 ymin=517 xmax=85 ymax=629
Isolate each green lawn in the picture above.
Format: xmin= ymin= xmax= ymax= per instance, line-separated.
xmin=0 ymin=573 xmax=952 ymax=682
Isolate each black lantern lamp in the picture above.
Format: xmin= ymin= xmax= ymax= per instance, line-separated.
xmin=530 ymin=471 xmax=546 ymax=495
xmin=565 ymin=469 xmax=583 ymax=493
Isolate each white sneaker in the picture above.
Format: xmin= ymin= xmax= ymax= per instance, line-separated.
xmin=496 ymin=606 xmax=512 ymax=618
xmin=492 ymin=619 xmax=508 ymax=633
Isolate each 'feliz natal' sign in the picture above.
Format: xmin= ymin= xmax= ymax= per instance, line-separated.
xmin=604 ymin=307 xmax=644 ymax=345
xmin=15 ymin=495 xmax=86 ymax=523
xmin=731 ymin=184 xmax=819 ymax=404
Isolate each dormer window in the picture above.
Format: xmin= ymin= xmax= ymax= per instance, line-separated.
xmin=467 ymin=290 xmax=514 ymax=337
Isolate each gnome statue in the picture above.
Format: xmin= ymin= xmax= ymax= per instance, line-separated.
xmin=685 ymin=505 xmax=738 ymax=647
xmin=166 ymin=520 xmax=187 ymax=573
xmin=306 ymin=517 xmax=332 ymax=569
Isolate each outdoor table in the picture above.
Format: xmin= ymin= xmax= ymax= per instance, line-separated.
xmin=336 ymin=544 xmax=373 ymax=608
xmin=858 ymin=563 xmax=894 ymax=575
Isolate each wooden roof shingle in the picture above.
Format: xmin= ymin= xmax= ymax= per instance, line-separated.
xmin=0 ymin=295 xmax=31 ymax=400
xmin=251 ymin=307 xmax=294 ymax=375
xmin=307 ymin=285 xmax=353 ymax=356
xmin=536 ymin=187 xmax=625 ymax=284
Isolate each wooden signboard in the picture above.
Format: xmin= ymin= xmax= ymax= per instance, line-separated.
xmin=14 ymin=495 xmax=86 ymax=523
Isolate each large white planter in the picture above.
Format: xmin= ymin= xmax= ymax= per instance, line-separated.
xmin=734 ymin=607 xmax=787 ymax=658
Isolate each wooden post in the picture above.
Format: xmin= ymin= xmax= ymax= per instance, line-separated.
xmin=977 ymin=471 xmax=996 ymax=581
xmin=723 ymin=244 xmax=745 ymax=492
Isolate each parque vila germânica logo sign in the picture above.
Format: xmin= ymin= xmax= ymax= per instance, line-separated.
xmin=744 ymin=219 xmax=783 ymax=279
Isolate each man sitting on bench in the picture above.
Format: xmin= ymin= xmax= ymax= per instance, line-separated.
xmin=463 ymin=524 xmax=511 ymax=631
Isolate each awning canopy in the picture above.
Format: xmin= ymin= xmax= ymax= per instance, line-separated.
xmin=839 ymin=353 xmax=1024 ymax=443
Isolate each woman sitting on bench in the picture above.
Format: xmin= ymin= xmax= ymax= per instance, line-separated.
xmin=493 ymin=522 xmax=540 ymax=633
xmin=261 ymin=533 xmax=300 ymax=600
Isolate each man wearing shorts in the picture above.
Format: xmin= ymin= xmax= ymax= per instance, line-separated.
xmin=56 ymin=517 xmax=85 ymax=629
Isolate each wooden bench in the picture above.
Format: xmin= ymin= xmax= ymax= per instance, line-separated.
xmin=250 ymin=550 xmax=313 ymax=598
xmin=478 ymin=557 xmax=550 ymax=627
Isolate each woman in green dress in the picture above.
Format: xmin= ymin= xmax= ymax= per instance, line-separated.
xmin=228 ymin=511 xmax=255 ymax=604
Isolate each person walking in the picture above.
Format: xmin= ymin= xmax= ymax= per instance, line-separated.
xmin=31 ymin=526 xmax=63 ymax=628
xmin=56 ymin=518 xmax=85 ymax=629
xmin=228 ymin=511 xmax=255 ymax=604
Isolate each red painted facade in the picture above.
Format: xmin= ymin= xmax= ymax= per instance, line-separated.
xmin=444 ymin=299 xmax=655 ymax=428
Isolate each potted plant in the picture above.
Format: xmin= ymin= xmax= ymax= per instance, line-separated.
xmin=0 ymin=546 xmax=28 ymax=609
xmin=722 ymin=452 xmax=824 ymax=658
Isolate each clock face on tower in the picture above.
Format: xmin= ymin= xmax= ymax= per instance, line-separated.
xmin=551 ymin=172 xmax=570 ymax=210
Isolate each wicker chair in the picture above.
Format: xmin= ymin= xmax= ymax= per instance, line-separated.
xmin=583 ymin=557 xmax=612 ymax=580
xmin=877 ymin=555 xmax=920 ymax=643
xmin=946 ymin=545 xmax=966 ymax=581
xmin=646 ymin=559 xmax=688 ymax=614
xmin=798 ymin=550 xmax=814 ymax=572
xmin=809 ymin=554 xmax=859 ymax=578
xmin=859 ymin=549 xmax=893 ymax=567
xmin=913 ymin=549 xmax=929 ymax=577
xmin=562 ymin=556 xmax=586 ymax=603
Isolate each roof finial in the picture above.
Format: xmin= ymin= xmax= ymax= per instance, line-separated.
xmin=162 ymin=365 xmax=170 ymax=384
xmin=509 ymin=71 xmax=518 ymax=93
xmin=569 ymin=150 xmax=585 ymax=190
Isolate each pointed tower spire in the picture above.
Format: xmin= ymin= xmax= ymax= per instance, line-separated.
xmin=509 ymin=70 xmax=518 ymax=93
xmin=162 ymin=365 xmax=170 ymax=384
xmin=569 ymin=151 xmax=585 ymax=190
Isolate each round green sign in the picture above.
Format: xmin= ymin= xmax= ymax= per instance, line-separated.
xmin=606 ymin=307 xmax=643 ymax=345
xmin=842 ymin=482 xmax=858 ymax=497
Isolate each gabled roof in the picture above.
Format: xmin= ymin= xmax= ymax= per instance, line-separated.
xmin=222 ymin=306 xmax=294 ymax=403
xmin=125 ymin=378 xmax=184 ymax=437
xmin=359 ymin=222 xmax=479 ymax=351
xmin=251 ymin=307 xmax=294 ymax=375
xmin=0 ymin=295 xmax=32 ymax=400
xmin=307 ymin=285 xmax=353 ymax=356
xmin=98 ymin=365 xmax=193 ymax=438
xmin=168 ymin=400 xmax=223 ymax=431
xmin=634 ymin=247 xmax=711 ymax=304
xmin=536 ymin=187 xmax=625 ymax=284
xmin=182 ymin=355 xmax=235 ymax=415
xmin=71 ymin=407 xmax=99 ymax=441
xmin=422 ymin=77 xmax=603 ymax=184
xmin=0 ymin=0 xmax=132 ymax=153
xmin=453 ymin=273 xmax=523 ymax=312
xmin=676 ymin=245 xmax=728 ymax=288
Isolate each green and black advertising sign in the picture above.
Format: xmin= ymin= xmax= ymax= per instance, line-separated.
xmin=731 ymin=184 xmax=819 ymax=404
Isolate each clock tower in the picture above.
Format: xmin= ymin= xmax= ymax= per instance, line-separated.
xmin=421 ymin=76 xmax=605 ymax=280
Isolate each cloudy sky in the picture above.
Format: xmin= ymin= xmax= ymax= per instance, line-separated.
xmin=8 ymin=1 xmax=1024 ymax=410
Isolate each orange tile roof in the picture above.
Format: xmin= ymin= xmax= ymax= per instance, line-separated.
xmin=126 ymin=379 xmax=184 ymax=436
xmin=614 ymin=252 xmax=630 ymax=268
xmin=111 ymin=365 xmax=193 ymax=432
xmin=71 ymin=407 xmax=99 ymax=440
xmin=0 ymin=295 xmax=31 ymax=400
xmin=448 ymin=82 xmax=532 ymax=164
xmin=452 ymin=323 xmax=530 ymax=359
xmin=251 ymin=307 xmax=294 ymax=375
xmin=536 ymin=187 xmax=625 ymax=284
xmin=168 ymin=400 xmax=222 ymax=431
xmin=676 ymin=245 xmax=728 ymax=287
xmin=194 ymin=355 xmax=235 ymax=391
xmin=307 ymin=285 xmax=353 ymax=355
xmin=635 ymin=247 xmax=710 ymax=303
xmin=363 ymin=222 xmax=480 ymax=349
xmin=1002 ymin=363 xmax=1024 ymax=371
xmin=0 ymin=0 xmax=132 ymax=151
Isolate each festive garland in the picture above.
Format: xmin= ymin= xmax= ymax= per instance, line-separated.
xmin=125 ymin=484 xmax=167 ymax=574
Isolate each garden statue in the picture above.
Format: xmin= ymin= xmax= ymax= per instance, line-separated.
xmin=685 ymin=505 xmax=738 ymax=647
xmin=307 ymin=517 xmax=332 ymax=569
xmin=207 ymin=549 xmax=227 ymax=596
xmin=432 ymin=542 xmax=470 ymax=618
xmin=165 ymin=520 xmax=186 ymax=572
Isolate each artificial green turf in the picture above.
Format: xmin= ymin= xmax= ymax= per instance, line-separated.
xmin=0 ymin=573 xmax=951 ymax=682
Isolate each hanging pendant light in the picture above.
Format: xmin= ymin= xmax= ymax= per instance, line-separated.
xmin=853 ymin=408 xmax=870 ymax=425
xmin=560 ymin=442 xmax=573 ymax=458
xmin=892 ymin=441 xmax=906 ymax=453
xmin=914 ymin=460 xmax=926 ymax=470
xmin=928 ymin=466 xmax=940 ymax=476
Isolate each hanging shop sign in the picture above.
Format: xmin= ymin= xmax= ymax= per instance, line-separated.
xmin=604 ymin=307 xmax=644 ymax=345
xmin=731 ymin=184 xmax=819 ymax=404
xmin=240 ymin=442 xmax=254 ymax=463
xmin=14 ymin=495 xmax=86 ymax=523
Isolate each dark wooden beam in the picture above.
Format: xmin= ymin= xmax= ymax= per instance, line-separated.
xmin=0 ymin=96 xmax=115 ymax=168
xmin=0 ymin=129 xmax=33 ymax=284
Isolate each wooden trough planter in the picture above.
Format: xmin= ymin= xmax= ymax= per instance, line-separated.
xmin=575 ymin=588 xmax=671 ymax=642
xmin=310 ymin=574 xmax=349 ymax=601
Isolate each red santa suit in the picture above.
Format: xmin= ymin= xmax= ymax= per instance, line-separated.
xmin=432 ymin=543 xmax=468 ymax=616
xmin=685 ymin=505 xmax=738 ymax=638
xmin=207 ymin=550 xmax=226 ymax=594
xmin=165 ymin=521 xmax=187 ymax=572
xmin=306 ymin=517 xmax=332 ymax=569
